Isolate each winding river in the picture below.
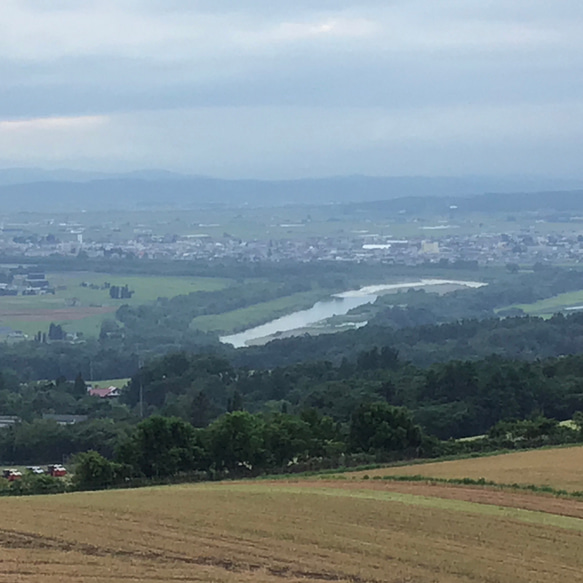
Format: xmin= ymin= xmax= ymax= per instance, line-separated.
xmin=220 ymin=279 xmax=486 ymax=348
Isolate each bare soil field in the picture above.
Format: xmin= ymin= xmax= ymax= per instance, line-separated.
xmin=0 ymin=306 xmax=116 ymax=322
xmin=0 ymin=480 xmax=582 ymax=583
xmin=346 ymin=446 xmax=583 ymax=491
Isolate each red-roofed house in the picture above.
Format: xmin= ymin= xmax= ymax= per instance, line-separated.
xmin=87 ymin=386 xmax=121 ymax=398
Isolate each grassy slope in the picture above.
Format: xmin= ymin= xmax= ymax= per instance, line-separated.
xmin=1 ymin=480 xmax=582 ymax=582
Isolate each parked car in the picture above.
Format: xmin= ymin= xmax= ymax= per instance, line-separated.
xmin=47 ymin=464 xmax=67 ymax=477
xmin=2 ymin=468 xmax=22 ymax=481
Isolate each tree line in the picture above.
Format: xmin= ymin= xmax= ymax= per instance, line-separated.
xmin=4 ymin=341 xmax=583 ymax=443
xmin=74 ymin=409 xmax=583 ymax=492
xmin=121 ymin=348 xmax=583 ymax=440
xmin=1 ymin=404 xmax=581 ymax=494
xmin=6 ymin=308 xmax=583 ymax=387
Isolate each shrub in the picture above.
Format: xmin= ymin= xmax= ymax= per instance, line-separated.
xmin=72 ymin=450 xmax=128 ymax=490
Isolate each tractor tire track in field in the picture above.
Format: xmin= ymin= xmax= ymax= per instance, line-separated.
xmin=0 ymin=527 xmax=380 ymax=583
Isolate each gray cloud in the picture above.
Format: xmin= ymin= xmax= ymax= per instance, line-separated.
xmin=0 ymin=0 xmax=582 ymax=177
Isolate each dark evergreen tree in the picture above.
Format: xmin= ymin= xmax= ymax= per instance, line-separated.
xmin=190 ymin=391 xmax=210 ymax=428
xmin=228 ymin=390 xmax=244 ymax=412
xmin=74 ymin=372 xmax=86 ymax=397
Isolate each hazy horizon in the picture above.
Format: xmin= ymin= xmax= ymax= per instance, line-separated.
xmin=2 ymin=166 xmax=583 ymax=184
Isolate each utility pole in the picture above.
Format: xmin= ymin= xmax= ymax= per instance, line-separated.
xmin=138 ymin=356 xmax=144 ymax=419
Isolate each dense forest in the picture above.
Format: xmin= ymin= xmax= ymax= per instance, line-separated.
xmin=5 ymin=310 xmax=583 ymax=382
xmin=3 ymin=341 xmax=583 ymax=467
xmin=123 ymin=348 xmax=583 ymax=439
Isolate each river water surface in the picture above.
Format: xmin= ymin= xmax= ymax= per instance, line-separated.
xmin=220 ymin=278 xmax=486 ymax=348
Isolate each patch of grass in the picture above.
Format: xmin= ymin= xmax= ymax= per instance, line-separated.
xmin=47 ymin=272 xmax=232 ymax=304
xmin=0 ymin=312 xmax=112 ymax=338
xmin=0 ymin=272 xmax=232 ymax=337
xmin=190 ymin=289 xmax=331 ymax=334
xmin=90 ymin=378 xmax=129 ymax=389
xmin=504 ymin=289 xmax=583 ymax=315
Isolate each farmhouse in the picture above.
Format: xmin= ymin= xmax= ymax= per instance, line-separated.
xmin=87 ymin=385 xmax=121 ymax=398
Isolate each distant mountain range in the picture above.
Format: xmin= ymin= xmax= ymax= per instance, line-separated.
xmin=0 ymin=168 xmax=190 ymax=185
xmin=346 ymin=190 xmax=583 ymax=216
xmin=0 ymin=169 xmax=582 ymax=212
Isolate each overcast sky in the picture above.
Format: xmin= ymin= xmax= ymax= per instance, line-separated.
xmin=1 ymin=0 xmax=582 ymax=178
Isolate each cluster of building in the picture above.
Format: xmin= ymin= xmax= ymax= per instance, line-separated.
xmin=2 ymin=220 xmax=583 ymax=267
xmin=0 ymin=271 xmax=54 ymax=296
xmin=349 ymin=232 xmax=583 ymax=266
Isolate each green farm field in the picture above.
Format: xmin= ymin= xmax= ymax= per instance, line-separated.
xmin=211 ymin=211 xmax=583 ymax=242
xmin=504 ymin=289 xmax=583 ymax=317
xmin=1 ymin=476 xmax=583 ymax=582
xmin=0 ymin=272 xmax=231 ymax=338
xmin=190 ymin=289 xmax=330 ymax=334
xmin=89 ymin=378 xmax=129 ymax=389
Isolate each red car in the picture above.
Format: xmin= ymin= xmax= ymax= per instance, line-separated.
xmin=2 ymin=469 xmax=22 ymax=481
xmin=47 ymin=464 xmax=67 ymax=477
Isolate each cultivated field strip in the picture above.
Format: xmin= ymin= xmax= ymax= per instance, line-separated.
xmin=349 ymin=446 xmax=583 ymax=491
xmin=0 ymin=482 xmax=582 ymax=582
xmin=304 ymin=479 xmax=583 ymax=519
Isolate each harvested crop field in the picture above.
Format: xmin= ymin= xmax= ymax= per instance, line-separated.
xmin=349 ymin=446 xmax=583 ymax=491
xmin=301 ymin=479 xmax=583 ymax=519
xmin=1 ymin=480 xmax=582 ymax=583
